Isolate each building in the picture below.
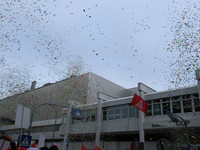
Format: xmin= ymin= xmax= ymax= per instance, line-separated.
xmin=59 ymin=84 xmax=200 ymax=150
xmin=0 ymin=72 xmax=200 ymax=150
xmin=0 ymin=72 xmax=135 ymax=147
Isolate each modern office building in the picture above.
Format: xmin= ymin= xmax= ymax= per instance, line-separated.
xmin=0 ymin=72 xmax=200 ymax=150
xmin=59 ymin=84 xmax=200 ymax=150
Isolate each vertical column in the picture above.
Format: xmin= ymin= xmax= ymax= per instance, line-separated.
xmin=95 ymin=98 xmax=102 ymax=148
xmin=198 ymin=80 xmax=200 ymax=103
xmin=139 ymin=90 xmax=145 ymax=150
xmin=195 ymin=69 xmax=200 ymax=109
xmin=170 ymin=97 xmax=173 ymax=112
xmin=62 ymin=107 xmax=72 ymax=150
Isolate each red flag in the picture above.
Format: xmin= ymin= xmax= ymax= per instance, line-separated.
xmin=131 ymin=94 xmax=149 ymax=113
xmin=130 ymin=144 xmax=132 ymax=150
xmin=94 ymin=146 xmax=101 ymax=150
xmin=81 ymin=145 xmax=88 ymax=150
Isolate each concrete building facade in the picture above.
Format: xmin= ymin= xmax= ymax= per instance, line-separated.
xmin=0 ymin=72 xmax=200 ymax=150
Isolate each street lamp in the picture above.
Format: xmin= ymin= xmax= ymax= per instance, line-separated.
xmin=28 ymin=102 xmax=57 ymax=145
xmin=166 ymin=111 xmax=190 ymax=150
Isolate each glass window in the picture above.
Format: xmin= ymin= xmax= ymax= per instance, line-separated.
xmin=115 ymin=106 xmax=121 ymax=119
xmin=192 ymin=93 xmax=199 ymax=98
xmin=109 ymin=109 xmax=114 ymax=120
xmin=162 ymin=98 xmax=171 ymax=114
xmin=91 ymin=113 xmax=96 ymax=122
xmin=182 ymin=94 xmax=191 ymax=99
xmin=172 ymin=96 xmax=180 ymax=101
xmin=85 ymin=110 xmax=92 ymax=122
xmin=183 ymin=99 xmax=192 ymax=112
xmin=129 ymin=106 xmax=135 ymax=118
xmin=86 ymin=114 xmax=91 ymax=122
xmin=103 ymin=108 xmax=107 ymax=120
xmin=153 ymin=99 xmax=161 ymax=115
xmin=62 ymin=117 xmax=67 ymax=124
xmin=103 ymin=111 xmax=107 ymax=120
xmin=116 ymin=106 xmax=121 ymax=109
xmin=154 ymin=104 xmax=161 ymax=115
xmin=194 ymin=98 xmax=200 ymax=112
xmin=82 ymin=112 xmax=85 ymax=122
xmin=122 ymin=108 xmax=128 ymax=119
xmin=122 ymin=104 xmax=129 ymax=108
xmin=173 ymin=101 xmax=181 ymax=113
xmin=146 ymin=101 xmax=152 ymax=116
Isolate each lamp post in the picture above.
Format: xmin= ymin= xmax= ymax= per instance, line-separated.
xmin=28 ymin=102 xmax=57 ymax=145
xmin=166 ymin=111 xmax=190 ymax=150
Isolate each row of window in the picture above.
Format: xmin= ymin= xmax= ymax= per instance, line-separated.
xmin=102 ymin=93 xmax=200 ymax=120
xmin=146 ymin=93 xmax=200 ymax=116
xmin=103 ymin=104 xmax=138 ymax=120
xmin=71 ymin=94 xmax=200 ymax=122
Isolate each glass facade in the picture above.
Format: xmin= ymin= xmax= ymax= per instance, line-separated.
xmin=129 ymin=106 xmax=135 ymax=118
xmin=144 ymin=93 xmax=199 ymax=116
xmin=153 ymin=99 xmax=161 ymax=115
xmin=193 ymin=93 xmax=200 ymax=112
xmin=109 ymin=107 xmax=115 ymax=120
xmin=146 ymin=101 xmax=152 ymax=116
xmin=162 ymin=98 xmax=171 ymax=114
xmin=172 ymin=96 xmax=181 ymax=114
xmin=102 ymin=104 xmax=136 ymax=121
xmin=122 ymin=105 xmax=128 ymax=119
xmin=74 ymin=93 xmax=200 ymax=123
xmin=115 ymin=106 xmax=121 ymax=119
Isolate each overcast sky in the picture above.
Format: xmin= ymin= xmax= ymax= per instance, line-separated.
xmin=0 ymin=0 xmax=200 ymax=92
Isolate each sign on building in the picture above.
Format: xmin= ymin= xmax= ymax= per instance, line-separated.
xmin=73 ymin=108 xmax=82 ymax=120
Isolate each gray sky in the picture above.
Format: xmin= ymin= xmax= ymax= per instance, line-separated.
xmin=0 ymin=0 xmax=199 ymax=92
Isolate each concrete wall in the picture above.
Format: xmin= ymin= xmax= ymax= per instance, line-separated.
xmin=88 ymin=73 xmax=127 ymax=103
xmin=102 ymin=118 xmax=139 ymax=133
xmin=69 ymin=122 xmax=96 ymax=134
xmin=0 ymin=73 xmax=89 ymax=122
xmin=145 ymin=85 xmax=198 ymax=100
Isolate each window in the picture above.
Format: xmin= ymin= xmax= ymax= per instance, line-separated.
xmin=62 ymin=117 xmax=67 ymax=124
xmin=103 ymin=108 xmax=108 ymax=120
xmin=115 ymin=106 xmax=121 ymax=119
xmin=182 ymin=95 xmax=192 ymax=112
xmin=172 ymin=96 xmax=181 ymax=113
xmin=109 ymin=107 xmax=115 ymax=120
xmin=153 ymin=99 xmax=161 ymax=115
xmin=146 ymin=101 xmax=152 ymax=116
xmin=91 ymin=113 xmax=96 ymax=122
xmin=122 ymin=105 xmax=128 ymax=119
xmin=162 ymin=98 xmax=171 ymax=114
xmin=193 ymin=93 xmax=200 ymax=112
xmin=129 ymin=106 xmax=135 ymax=118
xmin=82 ymin=112 xmax=86 ymax=122
xmin=85 ymin=111 xmax=91 ymax=122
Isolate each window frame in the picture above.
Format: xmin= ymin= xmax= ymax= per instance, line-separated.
xmin=153 ymin=99 xmax=161 ymax=116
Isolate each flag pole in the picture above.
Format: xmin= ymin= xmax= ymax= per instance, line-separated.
xmin=138 ymin=83 xmax=145 ymax=150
